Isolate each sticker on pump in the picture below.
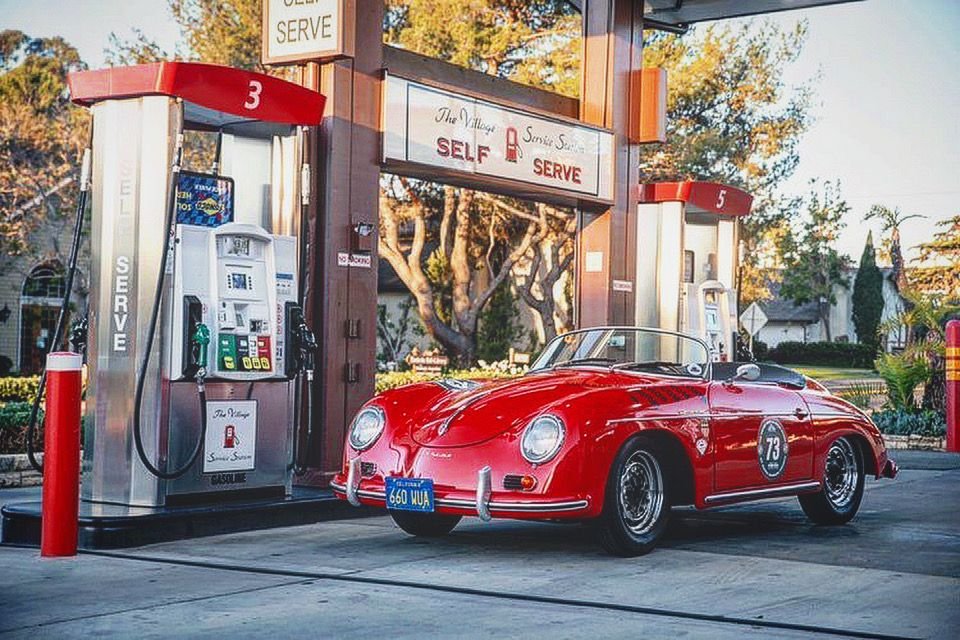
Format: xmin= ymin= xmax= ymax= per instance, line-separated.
xmin=203 ymin=400 xmax=257 ymax=473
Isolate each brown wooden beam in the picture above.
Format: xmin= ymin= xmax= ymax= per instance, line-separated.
xmin=576 ymin=0 xmax=642 ymax=328
xmin=383 ymin=46 xmax=579 ymax=120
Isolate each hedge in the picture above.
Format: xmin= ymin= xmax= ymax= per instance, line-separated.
xmin=376 ymin=367 xmax=522 ymax=393
xmin=0 ymin=376 xmax=40 ymax=403
xmin=0 ymin=401 xmax=44 ymax=454
xmin=766 ymin=341 xmax=876 ymax=369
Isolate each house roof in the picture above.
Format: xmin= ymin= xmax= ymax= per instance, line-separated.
xmin=758 ymin=282 xmax=820 ymax=324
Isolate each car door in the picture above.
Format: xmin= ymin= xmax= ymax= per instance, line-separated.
xmin=708 ymin=380 xmax=814 ymax=493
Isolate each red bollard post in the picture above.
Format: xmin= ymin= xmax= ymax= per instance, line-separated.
xmin=947 ymin=320 xmax=960 ymax=453
xmin=40 ymin=352 xmax=83 ymax=557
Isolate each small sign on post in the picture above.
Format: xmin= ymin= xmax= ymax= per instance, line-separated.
xmin=405 ymin=348 xmax=449 ymax=374
xmin=739 ymin=302 xmax=769 ymax=355
xmin=262 ymin=0 xmax=354 ymax=66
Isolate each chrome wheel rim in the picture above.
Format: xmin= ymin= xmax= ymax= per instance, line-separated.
xmin=618 ymin=450 xmax=664 ymax=535
xmin=824 ymin=438 xmax=858 ymax=509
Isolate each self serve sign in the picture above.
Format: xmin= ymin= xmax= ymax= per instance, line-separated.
xmin=262 ymin=0 xmax=350 ymax=64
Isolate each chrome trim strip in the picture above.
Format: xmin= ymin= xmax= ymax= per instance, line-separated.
xmin=331 ymin=483 xmax=589 ymax=513
xmin=704 ymin=481 xmax=821 ymax=504
xmin=608 ymin=413 xmax=711 ymax=424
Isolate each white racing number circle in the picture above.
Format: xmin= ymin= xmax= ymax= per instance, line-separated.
xmin=757 ymin=418 xmax=789 ymax=480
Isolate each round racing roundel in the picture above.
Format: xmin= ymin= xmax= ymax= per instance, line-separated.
xmin=757 ymin=418 xmax=789 ymax=480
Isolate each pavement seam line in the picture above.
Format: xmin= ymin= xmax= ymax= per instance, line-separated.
xmin=0 ymin=577 xmax=312 ymax=635
xmin=77 ymin=548 xmax=918 ymax=640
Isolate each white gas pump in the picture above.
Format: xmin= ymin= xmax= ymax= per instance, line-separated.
xmin=635 ymin=181 xmax=752 ymax=362
xmin=62 ymin=62 xmax=325 ymax=507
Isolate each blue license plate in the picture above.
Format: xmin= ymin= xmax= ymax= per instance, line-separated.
xmin=385 ymin=477 xmax=434 ymax=512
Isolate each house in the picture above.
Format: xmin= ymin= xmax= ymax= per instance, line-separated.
xmin=756 ymin=267 xmax=907 ymax=350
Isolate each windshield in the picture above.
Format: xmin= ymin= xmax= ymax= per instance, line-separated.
xmin=530 ymin=327 xmax=710 ymax=379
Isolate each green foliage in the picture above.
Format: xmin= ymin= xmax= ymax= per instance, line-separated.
xmin=377 ymin=298 xmax=418 ymax=367
xmin=767 ymin=342 xmax=876 ymax=368
xmin=871 ymin=408 xmax=945 ymax=437
xmin=476 ymin=282 xmax=524 ymax=363
xmin=0 ymin=376 xmax=40 ymax=403
xmin=0 ymin=401 xmax=43 ymax=454
xmin=852 ymin=232 xmax=884 ymax=351
xmin=375 ymin=366 xmax=520 ymax=393
xmin=836 ymin=381 xmax=886 ymax=411
xmin=911 ymin=215 xmax=960 ymax=301
xmin=385 ymin=0 xmax=580 ymax=97
xmin=874 ymin=352 xmax=930 ymax=411
xmin=777 ymin=181 xmax=851 ymax=339
xmin=424 ymin=249 xmax=453 ymax=325
xmin=0 ymin=30 xmax=88 ymax=260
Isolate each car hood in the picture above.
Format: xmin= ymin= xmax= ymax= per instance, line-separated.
xmin=407 ymin=367 xmax=696 ymax=448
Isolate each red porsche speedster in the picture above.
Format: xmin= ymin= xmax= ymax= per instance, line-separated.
xmin=331 ymin=327 xmax=897 ymax=555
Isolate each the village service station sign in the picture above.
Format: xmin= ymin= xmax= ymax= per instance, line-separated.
xmin=262 ymin=0 xmax=353 ymax=65
xmin=383 ymin=74 xmax=614 ymax=203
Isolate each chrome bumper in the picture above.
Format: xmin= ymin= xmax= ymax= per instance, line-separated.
xmin=330 ymin=464 xmax=589 ymax=519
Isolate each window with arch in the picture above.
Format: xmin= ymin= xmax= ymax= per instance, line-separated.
xmin=22 ymin=261 xmax=67 ymax=300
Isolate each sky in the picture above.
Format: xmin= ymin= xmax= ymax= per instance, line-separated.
xmin=3 ymin=0 xmax=958 ymax=263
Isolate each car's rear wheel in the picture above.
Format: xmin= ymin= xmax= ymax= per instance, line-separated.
xmin=597 ymin=437 xmax=671 ymax=556
xmin=390 ymin=511 xmax=462 ymax=537
xmin=799 ymin=436 xmax=865 ymax=525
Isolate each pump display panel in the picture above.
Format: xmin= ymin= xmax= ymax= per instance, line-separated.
xmin=176 ymin=172 xmax=235 ymax=227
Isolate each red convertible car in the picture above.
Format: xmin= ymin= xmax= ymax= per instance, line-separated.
xmin=331 ymin=327 xmax=897 ymax=555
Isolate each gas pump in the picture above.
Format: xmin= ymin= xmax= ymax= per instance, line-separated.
xmin=634 ymin=181 xmax=752 ymax=362
xmin=65 ymin=62 xmax=326 ymax=507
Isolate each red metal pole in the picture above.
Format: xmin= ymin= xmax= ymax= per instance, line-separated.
xmin=947 ymin=320 xmax=960 ymax=453
xmin=40 ymin=352 xmax=83 ymax=557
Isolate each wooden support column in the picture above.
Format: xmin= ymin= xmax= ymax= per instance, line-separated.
xmin=304 ymin=2 xmax=382 ymax=483
xmin=577 ymin=0 xmax=643 ymax=327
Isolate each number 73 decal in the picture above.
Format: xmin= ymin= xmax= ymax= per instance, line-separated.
xmin=757 ymin=418 xmax=789 ymax=480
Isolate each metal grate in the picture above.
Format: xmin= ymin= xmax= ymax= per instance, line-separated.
xmin=503 ymin=474 xmax=524 ymax=490
xmin=360 ymin=461 xmax=378 ymax=477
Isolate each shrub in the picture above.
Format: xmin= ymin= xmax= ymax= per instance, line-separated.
xmin=872 ymin=408 xmax=945 ymax=437
xmin=0 ymin=401 xmax=44 ymax=454
xmin=766 ymin=341 xmax=876 ymax=368
xmin=874 ymin=352 xmax=930 ymax=411
xmin=0 ymin=376 xmax=41 ymax=403
xmin=837 ymin=381 xmax=886 ymax=411
xmin=375 ymin=362 xmax=524 ymax=393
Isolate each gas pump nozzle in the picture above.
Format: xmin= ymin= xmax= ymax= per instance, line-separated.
xmin=191 ymin=322 xmax=211 ymax=383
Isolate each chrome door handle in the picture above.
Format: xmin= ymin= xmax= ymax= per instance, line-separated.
xmin=794 ymin=408 xmax=809 ymax=419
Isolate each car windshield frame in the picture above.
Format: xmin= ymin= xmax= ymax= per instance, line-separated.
xmin=529 ymin=326 xmax=712 ymax=381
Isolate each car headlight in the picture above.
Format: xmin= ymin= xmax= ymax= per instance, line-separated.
xmin=520 ymin=415 xmax=565 ymax=464
xmin=349 ymin=406 xmax=385 ymax=451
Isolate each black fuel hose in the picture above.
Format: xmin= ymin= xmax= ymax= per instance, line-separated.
xmin=26 ymin=146 xmax=92 ymax=474
xmin=131 ymin=132 xmax=208 ymax=480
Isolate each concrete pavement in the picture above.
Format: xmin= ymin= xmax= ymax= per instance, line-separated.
xmin=2 ymin=451 xmax=959 ymax=639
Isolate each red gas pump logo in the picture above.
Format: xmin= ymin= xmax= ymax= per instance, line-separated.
xmin=223 ymin=425 xmax=240 ymax=449
xmin=505 ymin=127 xmax=523 ymax=163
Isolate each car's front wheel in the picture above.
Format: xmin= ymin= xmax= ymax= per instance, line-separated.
xmin=799 ymin=436 xmax=865 ymax=525
xmin=597 ymin=437 xmax=671 ymax=556
xmin=390 ymin=511 xmax=462 ymax=537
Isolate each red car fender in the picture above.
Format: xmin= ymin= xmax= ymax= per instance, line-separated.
xmin=802 ymin=391 xmax=890 ymax=480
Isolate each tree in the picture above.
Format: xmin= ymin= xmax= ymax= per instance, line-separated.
xmin=0 ymin=31 xmax=88 ymax=281
xmin=851 ymin=231 xmax=883 ymax=351
xmin=641 ymin=22 xmax=813 ymax=304
xmin=778 ymin=181 xmax=851 ymax=342
xmin=910 ymin=215 xmax=960 ymax=301
xmin=476 ymin=281 xmax=524 ymax=362
xmin=864 ymin=204 xmax=924 ymax=294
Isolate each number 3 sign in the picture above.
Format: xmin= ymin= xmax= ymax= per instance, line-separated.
xmin=244 ymin=80 xmax=263 ymax=110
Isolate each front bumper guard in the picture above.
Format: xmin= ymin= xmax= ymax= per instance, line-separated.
xmin=331 ymin=462 xmax=588 ymax=520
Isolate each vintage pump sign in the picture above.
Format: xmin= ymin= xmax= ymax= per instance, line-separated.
xmin=382 ymin=74 xmax=615 ymax=204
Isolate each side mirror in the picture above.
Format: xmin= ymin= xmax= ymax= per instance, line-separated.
xmin=728 ymin=363 xmax=761 ymax=384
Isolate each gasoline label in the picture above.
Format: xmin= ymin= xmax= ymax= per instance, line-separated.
xmin=757 ymin=418 xmax=788 ymax=480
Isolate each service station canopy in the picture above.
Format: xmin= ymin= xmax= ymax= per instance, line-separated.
xmin=68 ymin=62 xmax=327 ymax=136
xmin=638 ymin=0 xmax=860 ymax=30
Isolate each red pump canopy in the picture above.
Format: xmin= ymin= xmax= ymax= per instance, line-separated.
xmin=68 ymin=62 xmax=325 ymax=132
xmin=638 ymin=181 xmax=753 ymax=217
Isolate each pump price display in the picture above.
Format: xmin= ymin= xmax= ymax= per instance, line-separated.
xmin=385 ymin=477 xmax=435 ymax=512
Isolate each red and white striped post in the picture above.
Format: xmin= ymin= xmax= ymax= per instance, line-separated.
xmin=946 ymin=320 xmax=959 ymax=454
xmin=40 ymin=352 xmax=83 ymax=557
